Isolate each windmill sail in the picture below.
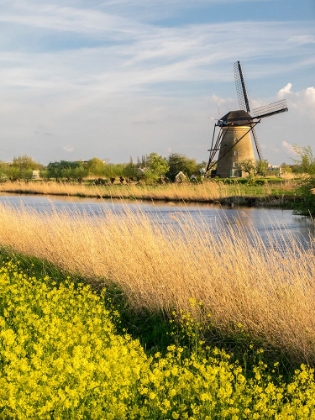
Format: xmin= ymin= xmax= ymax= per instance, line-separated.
xmin=234 ymin=61 xmax=263 ymax=160
xmin=251 ymin=126 xmax=263 ymax=160
xmin=253 ymin=99 xmax=288 ymax=119
xmin=234 ymin=61 xmax=250 ymax=112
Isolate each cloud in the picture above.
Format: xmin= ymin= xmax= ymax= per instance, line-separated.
xmin=2 ymin=0 xmax=275 ymax=23
xmin=277 ymin=83 xmax=292 ymax=98
xmin=281 ymin=85 xmax=315 ymax=117
xmin=282 ymin=141 xmax=296 ymax=155
xmin=0 ymin=3 xmax=142 ymax=38
xmin=0 ymin=18 xmax=313 ymax=101
xmin=63 ymin=146 xmax=74 ymax=152
xmin=0 ymin=1 xmax=314 ymax=165
xmin=303 ymin=87 xmax=315 ymax=106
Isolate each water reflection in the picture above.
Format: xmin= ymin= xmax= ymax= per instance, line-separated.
xmin=0 ymin=194 xmax=314 ymax=249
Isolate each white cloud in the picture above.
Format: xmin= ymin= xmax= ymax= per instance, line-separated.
xmin=303 ymin=87 xmax=315 ymax=106
xmin=288 ymin=35 xmax=315 ymax=45
xmin=282 ymin=141 xmax=296 ymax=155
xmin=0 ymin=2 xmax=142 ymax=37
xmin=284 ymin=86 xmax=315 ymax=117
xmin=0 ymin=19 xmax=313 ymax=99
xmin=277 ymin=83 xmax=292 ymax=98
xmin=63 ymin=146 xmax=74 ymax=152
xmin=3 ymin=0 xmax=275 ymax=23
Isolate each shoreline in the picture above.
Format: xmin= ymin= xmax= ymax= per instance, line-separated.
xmin=0 ymin=188 xmax=300 ymax=210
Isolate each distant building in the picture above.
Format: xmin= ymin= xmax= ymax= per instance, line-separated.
xmin=268 ymin=164 xmax=280 ymax=170
xmin=175 ymin=171 xmax=187 ymax=183
xmin=32 ymin=170 xmax=40 ymax=179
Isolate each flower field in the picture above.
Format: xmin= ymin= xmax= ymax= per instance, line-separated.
xmin=1 ymin=261 xmax=315 ymax=419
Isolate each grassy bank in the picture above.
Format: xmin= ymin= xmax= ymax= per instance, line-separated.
xmin=0 ymin=179 xmax=299 ymax=207
xmin=0 ymin=202 xmax=314 ymax=365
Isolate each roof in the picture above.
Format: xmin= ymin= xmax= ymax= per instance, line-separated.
xmin=220 ymin=110 xmax=253 ymax=126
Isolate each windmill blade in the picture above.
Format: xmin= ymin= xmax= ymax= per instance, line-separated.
xmin=253 ymin=99 xmax=288 ymax=119
xmin=251 ymin=126 xmax=263 ymax=160
xmin=234 ymin=61 xmax=265 ymax=161
xmin=234 ymin=61 xmax=250 ymax=113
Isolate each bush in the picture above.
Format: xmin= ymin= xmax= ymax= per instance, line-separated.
xmin=223 ymin=178 xmax=238 ymax=184
xmin=293 ymin=177 xmax=315 ymax=216
xmin=254 ymin=179 xmax=267 ymax=186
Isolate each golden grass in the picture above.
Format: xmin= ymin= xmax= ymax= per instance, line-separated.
xmin=0 ymin=201 xmax=314 ymax=362
xmin=0 ymin=179 xmax=296 ymax=202
xmin=0 ymin=180 xmax=231 ymax=201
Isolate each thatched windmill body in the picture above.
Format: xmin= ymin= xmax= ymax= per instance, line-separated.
xmin=205 ymin=61 xmax=288 ymax=178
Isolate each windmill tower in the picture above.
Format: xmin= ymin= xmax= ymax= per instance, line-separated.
xmin=205 ymin=61 xmax=288 ymax=178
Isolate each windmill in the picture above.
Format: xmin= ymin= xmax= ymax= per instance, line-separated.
xmin=205 ymin=61 xmax=288 ymax=178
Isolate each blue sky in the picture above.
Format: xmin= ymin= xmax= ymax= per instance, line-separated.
xmin=0 ymin=0 xmax=314 ymax=165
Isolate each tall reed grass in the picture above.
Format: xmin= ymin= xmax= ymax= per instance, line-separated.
xmin=0 ymin=179 xmax=296 ymax=202
xmin=0 ymin=201 xmax=313 ymax=363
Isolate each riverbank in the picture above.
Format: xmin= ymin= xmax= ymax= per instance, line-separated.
xmin=0 ymin=179 xmax=300 ymax=209
xmin=0 ymin=202 xmax=314 ymax=364
xmin=1 ymin=198 xmax=315 ymax=417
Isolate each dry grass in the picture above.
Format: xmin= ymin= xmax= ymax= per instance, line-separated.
xmin=0 ymin=180 xmax=232 ymax=201
xmin=0 ymin=201 xmax=314 ymax=362
xmin=0 ymin=179 xmax=296 ymax=202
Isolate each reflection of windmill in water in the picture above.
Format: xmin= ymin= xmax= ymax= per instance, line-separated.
xmin=205 ymin=61 xmax=288 ymax=178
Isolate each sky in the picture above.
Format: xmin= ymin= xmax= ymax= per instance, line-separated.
xmin=0 ymin=0 xmax=314 ymax=166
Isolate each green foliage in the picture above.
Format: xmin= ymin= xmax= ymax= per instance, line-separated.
xmin=0 ymin=155 xmax=43 ymax=179
xmin=238 ymin=159 xmax=256 ymax=177
xmin=46 ymin=158 xmax=128 ymax=179
xmin=256 ymin=159 xmax=269 ymax=176
xmin=103 ymin=163 xmax=125 ymax=177
xmin=255 ymin=179 xmax=267 ymax=186
xmin=46 ymin=160 xmax=88 ymax=179
xmin=85 ymin=157 xmax=106 ymax=177
xmin=238 ymin=159 xmax=272 ymax=178
xmin=143 ymin=152 xmax=169 ymax=183
xmin=280 ymin=163 xmax=292 ymax=174
xmin=293 ymin=176 xmax=315 ymax=216
xmin=167 ymin=153 xmax=199 ymax=181
xmin=12 ymin=155 xmax=42 ymax=171
xmin=123 ymin=157 xmax=139 ymax=179
xmin=291 ymin=145 xmax=315 ymax=175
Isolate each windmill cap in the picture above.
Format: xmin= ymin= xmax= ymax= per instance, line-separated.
xmin=220 ymin=110 xmax=254 ymax=126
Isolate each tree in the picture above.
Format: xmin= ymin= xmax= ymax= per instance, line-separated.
xmin=46 ymin=160 xmax=88 ymax=179
xmin=293 ymin=176 xmax=315 ymax=216
xmin=10 ymin=155 xmax=43 ymax=178
xmin=256 ymin=159 xmax=269 ymax=177
xmin=123 ymin=157 xmax=138 ymax=179
xmin=143 ymin=152 xmax=169 ymax=183
xmin=280 ymin=163 xmax=292 ymax=174
xmin=12 ymin=155 xmax=42 ymax=171
xmin=291 ymin=145 xmax=315 ymax=175
xmin=103 ymin=163 xmax=125 ymax=177
xmin=238 ymin=159 xmax=256 ymax=177
xmin=86 ymin=158 xmax=106 ymax=177
xmin=167 ymin=153 xmax=199 ymax=181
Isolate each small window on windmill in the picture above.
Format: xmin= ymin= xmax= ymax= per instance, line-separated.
xmin=234 ymin=150 xmax=238 ymax=156
xmin=233 ymin=161 xmax=238 ymax=168
xmin=234 ymin=137 xmax=238 ymax=143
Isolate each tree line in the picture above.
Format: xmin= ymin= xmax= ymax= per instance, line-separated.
xmin=0 ymin=153 xmax=206 ymax=183
xmin=0 ymin=145 xmax=314 ymax=183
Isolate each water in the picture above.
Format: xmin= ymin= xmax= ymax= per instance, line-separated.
xmin=0 ymin=194 xmax=314 ymax=250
